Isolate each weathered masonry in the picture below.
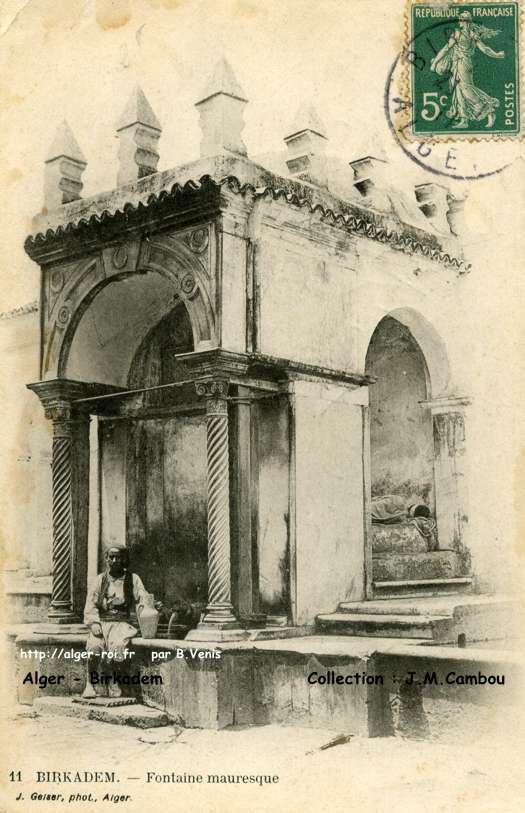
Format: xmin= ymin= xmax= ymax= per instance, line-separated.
xmin=23 ymin=62 xmax=476 ymax=640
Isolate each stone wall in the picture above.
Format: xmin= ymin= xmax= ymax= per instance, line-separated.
xmin=292 ymin=381 xmax=367 ymax=623
xmin=0 ymin=308 xmax=53 ymax=621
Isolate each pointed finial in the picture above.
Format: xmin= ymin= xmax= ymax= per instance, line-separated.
xmin=46 ymin=120 xmax=87 ymax=164
xmin=195 ymin=59 xmax=248 ymax=158
xmin=116 ymin=85 xmax=162 ymax=186
xmin=44 ymin=120 xmax=87 ymax=209
xmin=196 ymin=58 xmax=248 ymax=105
xmin=287 ymin=104 xmax=327 ymax=140
xmin=117 ymin=85 xmax=162 ymax=132
xmin=284 ymin=104 xmax=328 ymax=187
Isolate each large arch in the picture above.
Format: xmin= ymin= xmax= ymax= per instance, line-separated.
xmin=42 ymin=235 xmax=215 ymax=384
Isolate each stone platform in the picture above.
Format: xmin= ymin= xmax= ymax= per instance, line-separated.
xmin=9 ymin=596 xmax=523 ymax=735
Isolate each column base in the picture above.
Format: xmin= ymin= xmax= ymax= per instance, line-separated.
xmin=185 ymin=603 xmax=248 ymax=641
xmin=47 ymin=607 xmax=81 ymax=625
xmin=34 ymin=623 xmax=87 ymax=635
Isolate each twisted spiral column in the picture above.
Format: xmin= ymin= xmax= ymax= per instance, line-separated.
xmin=50 ymin=429 xmax=73 ymax=615
xmin=196 ymin=380 xmax=239 ymax=628
xmin=46 ymin=405 xmax=79 ymax=622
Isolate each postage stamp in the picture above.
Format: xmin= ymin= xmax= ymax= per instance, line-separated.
xmin=409 ymin=1 xmax=520 ymax=137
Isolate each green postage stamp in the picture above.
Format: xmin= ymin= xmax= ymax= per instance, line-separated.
xmin=409 ymin=1 xmax=520 ymax=136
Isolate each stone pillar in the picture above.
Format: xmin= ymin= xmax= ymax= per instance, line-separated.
xmin=427 ymin=397 xmax=471 ymax=566
xmin=195 ymin=58 xmax=248 ymax=158
xmin=362 ymin=403 xmax=374 ymax=599
xmin=349 ymin=156 xmax=387 ymax=198
xmin=284 ymin=104 xmax=328 ymax=187
xmin=116 ymin=85 xmax=161 ymax=186
xmin=44 ymin=120 xmax=87 ymax=209
xmin=414 ymin=182 xmax=451 ymax=234
xmin=187 ymin=380 xmax=246 ymax=641
xmin=446 ymin=193 xmax=467 ymax=237
xmin=230 ymin=386 xmax=261 ymax=621
xmin=45 ymin=401 xmax=90 ymax=623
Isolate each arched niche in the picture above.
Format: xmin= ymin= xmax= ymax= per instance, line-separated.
xmin=361 ymin=306 xmax=452 ymax=400
xmin=365 ymin=315 xmax=435 ymax=508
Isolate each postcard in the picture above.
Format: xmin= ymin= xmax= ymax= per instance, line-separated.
xmin=1 ymin=1 xmax=524 ymax=811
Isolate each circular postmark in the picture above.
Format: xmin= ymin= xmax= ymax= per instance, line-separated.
xmin=385 ymin=4 xmax=521 ymax=180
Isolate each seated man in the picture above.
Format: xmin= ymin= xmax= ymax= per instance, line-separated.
xmin=83 ymin=546 xmax=150 ymax=699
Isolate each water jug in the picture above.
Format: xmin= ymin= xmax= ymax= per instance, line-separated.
xmin=137 ymin=593 xmax=159 ymax=639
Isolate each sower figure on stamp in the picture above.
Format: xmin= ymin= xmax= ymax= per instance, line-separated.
xmin=83 ymin=546 xmax=150 ymax=699
xmin=430 ymin=10 xmax=505 ymax=129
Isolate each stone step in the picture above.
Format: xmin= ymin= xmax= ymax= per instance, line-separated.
xmin=338 ymin=597 xmax=461 ymax=616
xmin=372 ymin=551 xmax=463 ymax=582
xmin=315 ymin=612 xmax=453 ymax=640
xmin=373 ymin=577 xmax=473 ymax=599
xmin=33 ymin=696 xmax=171 ymax=728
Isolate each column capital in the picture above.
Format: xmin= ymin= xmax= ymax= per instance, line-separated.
xmin=420 ymin=395 xmax=471 ymax=415
xmin=195 ymin=379 xmax=229 ymax=416
xmin=27 ymin=378 xmax=121 ymax=418
xmin=195 ymin=378 xmax=229 ymax=398
xmin=44 ymin=400 xmax=77 ymax=425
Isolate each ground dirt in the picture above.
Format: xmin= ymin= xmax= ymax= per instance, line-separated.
xmin=2 ymin=704 xmax=524 ymax=813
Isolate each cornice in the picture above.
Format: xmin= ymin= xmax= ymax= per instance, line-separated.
xmin=175 ymin=348 xmax=373 ymax=388
xmin=27 ymin=379 xmax=122 ymax=412
xmin=25 ymin=171 xmax=469 ymax=272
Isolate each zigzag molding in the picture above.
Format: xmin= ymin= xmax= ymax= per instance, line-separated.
xmin=25 ymin=174 xmax=469 ymax=272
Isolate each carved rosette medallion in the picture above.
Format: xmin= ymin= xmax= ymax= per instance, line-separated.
xmin=57 ymin=306 xmax=70 ymax=327
xmin=50 ymin=270 xmax=65 ymax=293
xmin=181 ymin=273 xmax=197 ymax=296
xmin=187 ymin=227 xmax=209 ymax=254
xmin=112 ymin=245 xmax=128 ymax=269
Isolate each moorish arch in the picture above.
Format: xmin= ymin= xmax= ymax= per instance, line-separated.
xmin=363 ymin=308 xmax=471 ymax=590
xmin=42 ymin=235 xmax=215 ymax=384
xmin=365 ymin=313 xmax=435 ymax=507
xmin=361 ymin=306 xmax=452 ymax=400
